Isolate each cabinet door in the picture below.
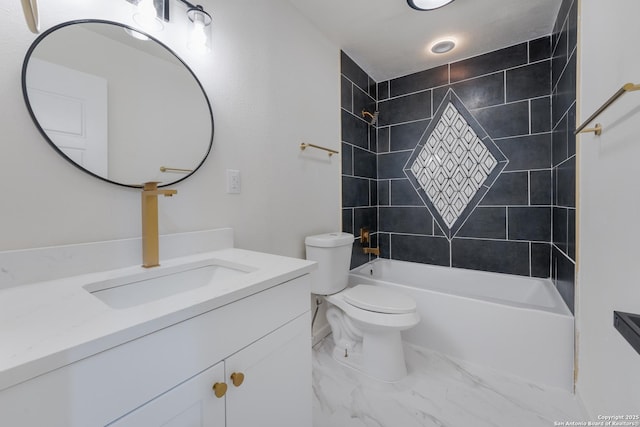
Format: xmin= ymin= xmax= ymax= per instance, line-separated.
xmin=225 ymin=313 xmax=311 ymax=427
xmin=107 ymin=361 xmax=226 ymax=427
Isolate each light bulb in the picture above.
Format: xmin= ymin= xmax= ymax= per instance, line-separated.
xmin=138 ymin=0 xmax=156 ymax=18
xmin=133 ymin=0 xmax=163 ymax=31
xmin=188 ymin=11 xmax=210 ymax=53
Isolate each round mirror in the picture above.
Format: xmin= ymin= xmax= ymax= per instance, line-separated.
xmin=22 ymin=20 xmax=213 ymax=188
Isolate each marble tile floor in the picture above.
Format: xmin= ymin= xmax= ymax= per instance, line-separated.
xmin=312 ymin=336 xmax=587 ymax=427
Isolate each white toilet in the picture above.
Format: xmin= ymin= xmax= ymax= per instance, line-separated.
xmin=305 ymin=232 xmax=420 ymax=382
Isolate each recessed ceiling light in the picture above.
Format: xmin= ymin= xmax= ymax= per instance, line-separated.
xmin=407 ymin=0 xmax=454 ymax=11
xmin=431 ymin=40 xmax=456 ymax=54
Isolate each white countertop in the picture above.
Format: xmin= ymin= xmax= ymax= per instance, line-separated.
xmin=0 ymin=248 xmax=315 ymax=392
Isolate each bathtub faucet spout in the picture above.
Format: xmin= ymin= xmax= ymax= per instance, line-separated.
xmin=364 ymin=247 xmax=380 ymax=256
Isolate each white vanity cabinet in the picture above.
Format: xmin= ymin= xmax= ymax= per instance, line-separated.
xmin=225 ymin=313 xmax=310 ymax=427
xmin=108 ymin=361 xmax=226 ymax=426
xmin=110 ymin=314 xmax=310 ymax=427
xmin=0 ymin=274 xmax=312 ymax=427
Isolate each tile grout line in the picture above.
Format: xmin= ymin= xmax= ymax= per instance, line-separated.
xmin=506 ymin=207 xmax=509 ymax=240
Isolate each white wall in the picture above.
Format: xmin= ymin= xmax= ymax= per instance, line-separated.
xmin=578 ymin=0 xmax=640 ymax=415
xmin=0 ymin=0 xmax=341 ymax=258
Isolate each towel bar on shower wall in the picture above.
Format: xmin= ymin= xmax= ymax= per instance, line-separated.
xmin=575 ymin=82 xmax=640 ymax=136
xmin=299 ymin=142 xmax=339 ymax=157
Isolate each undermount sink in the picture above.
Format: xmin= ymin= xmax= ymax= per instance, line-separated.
xmin=84 ymin=261 xmax=252 ymax=309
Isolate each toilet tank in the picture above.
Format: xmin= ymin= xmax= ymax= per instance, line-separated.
xmin=305 ymin=232 xmax=354 ymax=295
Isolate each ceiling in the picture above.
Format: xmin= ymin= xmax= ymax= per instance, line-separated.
xmin=286 ymin=0 xmax=562 ymax=82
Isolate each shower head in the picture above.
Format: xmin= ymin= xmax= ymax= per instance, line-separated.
xmin=362 ymin=109 xmax=379 ymax=126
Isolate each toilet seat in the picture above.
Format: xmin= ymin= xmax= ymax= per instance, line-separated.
xmin=343 ymin=285 xmax=416 ymax=314
xmin=325 ymin=286 xmax=420 ymax=331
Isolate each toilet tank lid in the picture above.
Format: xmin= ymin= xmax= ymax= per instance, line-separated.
xmin=305 ymin=232 xmax=354 ymax=248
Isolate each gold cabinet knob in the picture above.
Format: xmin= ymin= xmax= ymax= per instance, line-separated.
xmin=230 ymin=372 xmax=245 ymax=387
xmin=212 ymin=382 xmax=228 ymax=398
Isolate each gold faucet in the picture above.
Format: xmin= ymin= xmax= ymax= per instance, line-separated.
xmin=141 ymin=182 xmax=177 ymax=268
xmin=360 ymin=227 xmax=370 ymax=244
xmin=363 ymin=247 xmax=380 ymax=256
xmin=360 ymin=227 xmax=380 ymax=256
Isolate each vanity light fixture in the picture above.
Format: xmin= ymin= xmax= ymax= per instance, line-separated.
xmin=407 ymin=0 xmax=454 ymax=11
xmin=127 ymin=0 xmax=212 ymax=52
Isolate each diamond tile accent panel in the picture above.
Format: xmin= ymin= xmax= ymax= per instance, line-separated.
xmin=411 ymin=103 xmax=495 ymax=227
xmin=404 ymin=90 xmax=507 ymax=238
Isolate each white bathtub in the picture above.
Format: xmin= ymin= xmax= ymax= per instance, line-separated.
xmin=349 ymin=258 xmax=574 ymax=391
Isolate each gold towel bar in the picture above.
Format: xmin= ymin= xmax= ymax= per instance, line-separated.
xmin=160 ymin=166 xmax=193 ymax=173
xmin=575 ymin=82 xmax=640 ymax=135
xmin=299 ymin=143 xmax=339 ymax=157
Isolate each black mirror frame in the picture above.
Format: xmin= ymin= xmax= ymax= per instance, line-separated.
xmin=21 ymin=19 xmax=214 ymax=188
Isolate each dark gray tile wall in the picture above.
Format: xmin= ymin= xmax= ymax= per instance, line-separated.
xmin=551 ymin=0 xmax=577 ymax=313
xmin=375 ymin=35 xmax=554 ymax=278
xmin=341 ymin=3 xmax=575 ymax=292
xmin=341 ymin=52 xmax=378 ymax=268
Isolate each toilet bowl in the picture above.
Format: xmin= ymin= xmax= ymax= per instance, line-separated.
xmin=305 ymin=232 xmax=420 ymax=382
xmin=325 ymin=284 xmax=420 ymax=382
